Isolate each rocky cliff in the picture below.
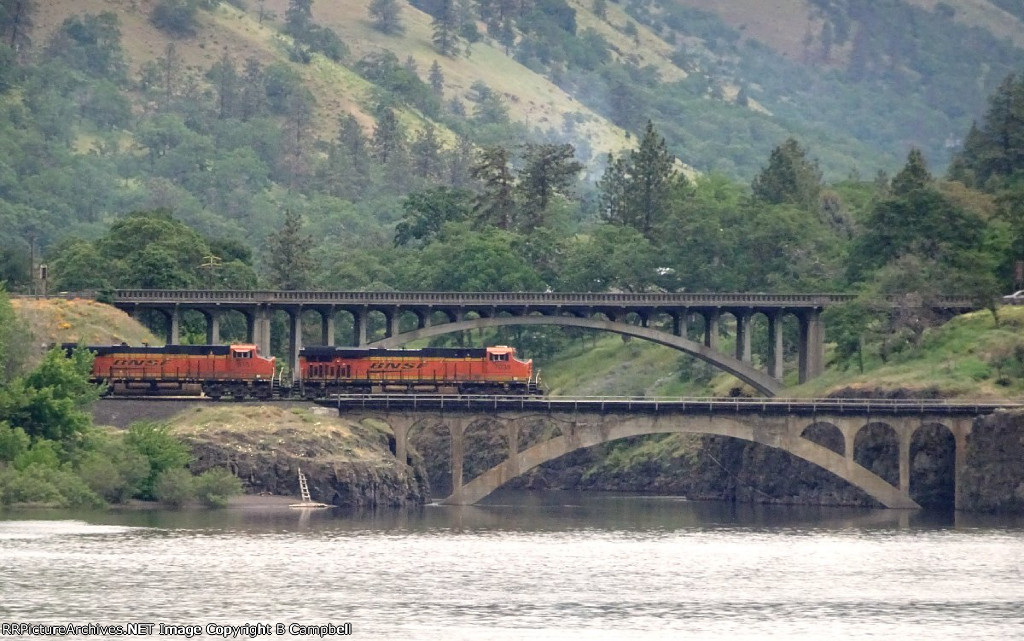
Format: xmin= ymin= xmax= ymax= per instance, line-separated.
xmin=165 ymin=404 xmax=428 ymax=508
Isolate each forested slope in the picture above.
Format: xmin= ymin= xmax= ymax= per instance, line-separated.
xmin=1 ymin=0 xmax=1024 ymax=386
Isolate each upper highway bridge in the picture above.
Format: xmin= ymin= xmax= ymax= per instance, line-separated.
xmin=318 ymin=394 xmax=1020 ymax=511
xmin=111 ymin=289 xmax=979 ymax=396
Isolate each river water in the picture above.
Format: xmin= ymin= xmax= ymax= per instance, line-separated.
xmin=2 ymin=491 xmax=1023 ymax=640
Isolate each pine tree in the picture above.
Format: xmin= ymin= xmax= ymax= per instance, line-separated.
xmin=431 ymin=0 xmax=461 ymax=57
xmin=626 ymin=121 xmax=678 ymax=237
xmin=751 ymin=138 xmax=823 ymax=211
xmin=598 ymin=122 xmax=681 ymax=238
xmin=1 ymin=0 xmax=35 ymax=52
xmin=371 ymin=104 xmax=405 ymax=165
xmin=238 ymin=57 xmax=266 ymax=121
xmin=266 ymin=210 xmax=314 ymax=290
xmin=471 ymin=146 xmax=516 ymax=229
xmin=206 ymin=52 xmax=239 ymax=120
xmin=411 ymin=123 xmax=443 ymax=180
xmin=285 ymin=0 xmax=313 ymax=37
xmin=428 ymin=59 xmax=445 ymax=95
xmin=598 ymin=153 xmax=630 ymax=225
xmin=890 ymin=148 xmax=932 ymax=196
xmin=368 ymin=0 xmax=403 ymax=34
xmin=517 ymin=143 xmax=583 ymax=229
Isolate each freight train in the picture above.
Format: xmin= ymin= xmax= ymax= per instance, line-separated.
xmin=65 ymin=343 xmax=541 ymax=399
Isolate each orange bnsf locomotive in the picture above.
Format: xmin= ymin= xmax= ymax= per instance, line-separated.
xmin=68 ymin=343 xmax=539 ymax=399
xmin=298 ymin=345 xmax=540 ymax=397
xmin=67 ymin=343 xmax=279 ymax=400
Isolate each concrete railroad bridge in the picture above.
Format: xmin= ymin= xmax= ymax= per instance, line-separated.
xmin=322 ymin=395 xmax=1021 ymax=511
xmin=112 ymin=290 xmax=978 ymax=396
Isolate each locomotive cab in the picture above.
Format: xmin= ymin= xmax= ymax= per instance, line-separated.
xmin=484 ymin=346 xmax=540 ymax=394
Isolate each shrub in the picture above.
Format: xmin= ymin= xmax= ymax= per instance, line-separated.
xmin=124 ymin=422 xmax=191 ymax=499
xmin=151 ymin=0 xmax=199 ymax=37
xmin=77 ymin=444 xmax=150 ymax=504
xmin=153 ymin=468 xmax=194 ymax=507
xmin=192 ymin=468 xmax=242 ymax=507
xmin=0 ymin=463 xmax=103 ymax=508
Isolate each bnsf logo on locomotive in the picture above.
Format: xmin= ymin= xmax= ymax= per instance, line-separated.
xmin=113 ymin=358 xmax=162 ymax=366
xmin=369 ymin=361 xmax=420 ymax=370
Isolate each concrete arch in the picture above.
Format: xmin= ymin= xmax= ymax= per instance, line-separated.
xmin=443 ymin=414 xmax=920 ymax=509
xmin=367 ymin=315 xmax=784 ymax=396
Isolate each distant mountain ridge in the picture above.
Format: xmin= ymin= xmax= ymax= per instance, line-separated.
xmin=27 ymin=0 xmax=1024 ymax=179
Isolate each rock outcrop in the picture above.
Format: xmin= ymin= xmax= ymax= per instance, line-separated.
xmin=167 ymin=404 xmax=427 ymax=508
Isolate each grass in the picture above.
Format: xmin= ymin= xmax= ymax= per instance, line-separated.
xmin=11 ymin=297 xmax=160 ymax=366
xmin=538 ymin=305 xmax=1024 ymax=401
xmin=787 ymin=306 xmax=1024 ymax=399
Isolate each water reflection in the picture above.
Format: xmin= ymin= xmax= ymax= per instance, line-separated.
xmin=4 ymin=490 xmax=1024 ymax=534
xmin=2 ymin=492 xmax=1024 ymax=640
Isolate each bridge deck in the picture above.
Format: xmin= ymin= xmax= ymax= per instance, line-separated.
xmin=315 ymin=395 xmax=1022 ymax=416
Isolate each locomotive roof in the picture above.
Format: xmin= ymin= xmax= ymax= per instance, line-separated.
xmin=300 ymin=346 xmax=491 ymax=360
xmin=62 ymin=343 xmax=236 ymax=356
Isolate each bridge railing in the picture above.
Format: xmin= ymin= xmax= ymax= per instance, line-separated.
xmin=320 ymin=394 xmax=1021 ymax=415
xmin=110 ymin=289 xmax=982 ymax=309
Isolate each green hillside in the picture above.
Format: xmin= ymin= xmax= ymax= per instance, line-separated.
xmin=538 ymin=306 xmax=1024 ymax=401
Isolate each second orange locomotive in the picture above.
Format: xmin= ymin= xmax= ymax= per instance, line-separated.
xmin=298 ymin=345 xmax=540 ymax=397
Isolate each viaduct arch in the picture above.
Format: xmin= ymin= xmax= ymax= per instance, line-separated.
xmin=351 ymin=403 xmax=978 ymax=510
xmin=368 ymin=315 xmax=784 ymax=396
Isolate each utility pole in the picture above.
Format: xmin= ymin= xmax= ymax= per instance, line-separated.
xmin=200 ymin=254 xmax=222 ymax=289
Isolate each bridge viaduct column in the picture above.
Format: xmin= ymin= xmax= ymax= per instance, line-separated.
xmin=951 ymin=418 xmax=973 ymax=511
xmin=767 ymin=311 xmax=784 ymax=380
xmin=390 ymin=416 xmax=413 ymax=467
xmin=734 ymin=310 xmax=752 ymax=364
xmin=671 ymin=310 xmax=685 ymax=337
xmin=704 ymin=309 xmax=720 ymax=350
xmin=834 ymin=418 xmax=861 ymax=463
xmin=896 ymin=422 xmax=913 ymax=496
xmin=201 ymin=309 xmax=220 ymax=345
xmin=320 ymin=307 xmax=335 ymax=346
xmin=797 ymin=309 xmax=825 ymax=383
xmin=386 ymin=308 xmax=401 ymax=339
xmin=448 ymin=418 xmax=468 ymax=504
xmin=168 ymin=306 xmax=181 ymax=345
xmin=354 ymin=308 xmax=369 ymax=346
xmin=288 ymin=307 xmax=303 ymax=383
xmin=252 ymin=305 xmax=272 ymax=359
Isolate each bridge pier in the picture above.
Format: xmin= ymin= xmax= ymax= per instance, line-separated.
xmin=703 ymin=310 xmax=720 ymax=350
xmin=734 ymin=310 xmax=752 ymax=364
xmin=354 ymin=308 xmax=369 ymax=346
xmin=768 ymin=311 xmax=784 ymax=380
xmin=319 ymin=306 xmax=335 ymax=346
xmin=169 ymin=306 xmax=181 ymax=345
xmin=448 ymin=418 xmax=468 ymax=504
xmin=288 ymin=307 xmax=303 ymax=383
xmin=252 ymin=305 xmax=272 ymax=358
xmin=951 ymin=418 xmax=973 ymax=512
xmin=898 ymin=424 xmax=913 ymax=496
xmin=797 ymin=310 xmax=825 ymax=383
xmin=200 ymin=309 xmax=220 ymax=345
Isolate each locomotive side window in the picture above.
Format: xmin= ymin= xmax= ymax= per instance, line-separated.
xmin=490 ymin=352 xmax=509 ymax=362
